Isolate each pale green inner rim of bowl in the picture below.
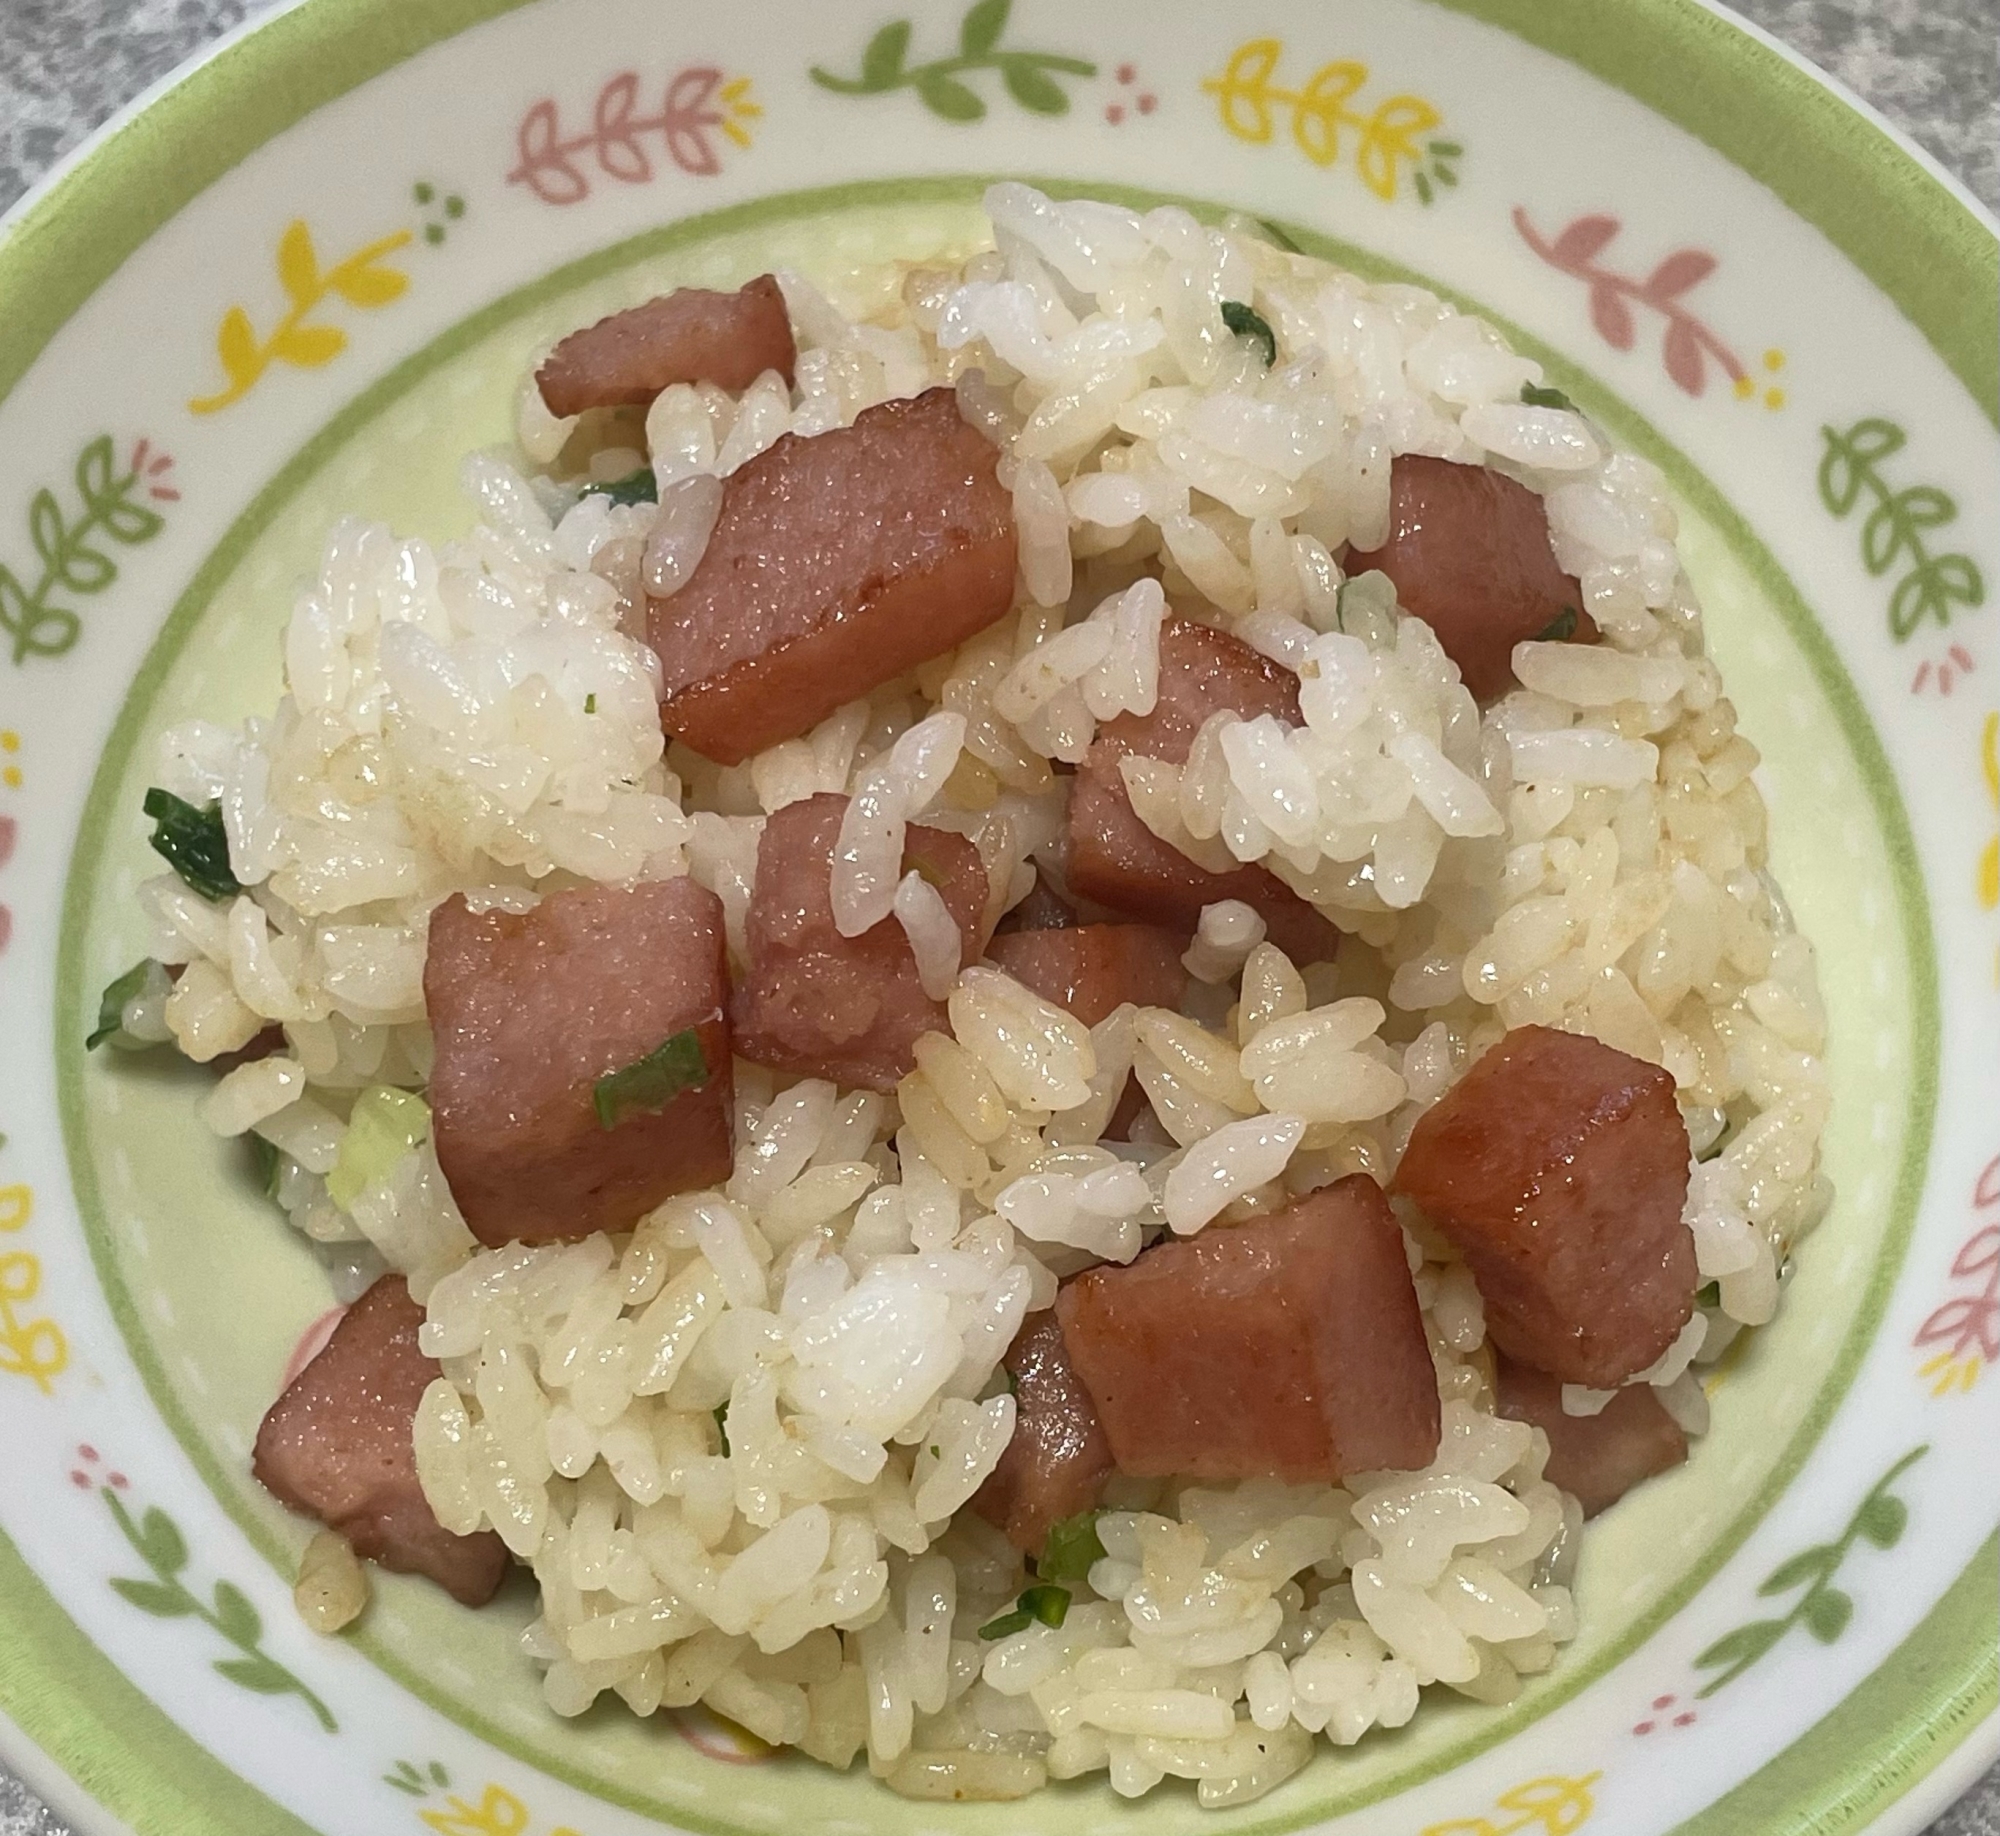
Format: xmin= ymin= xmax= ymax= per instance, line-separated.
xmin=51 ymin=174 xmax=1943 ymax=1833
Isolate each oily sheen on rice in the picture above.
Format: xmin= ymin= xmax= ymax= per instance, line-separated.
xmin=132 ymin=184 xmax=1831 ymax=1805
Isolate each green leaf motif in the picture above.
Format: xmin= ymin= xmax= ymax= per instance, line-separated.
xmin=29 ymin=490 xmax=65 ymax=569
xmin=809 ymin=9 xmax=1093 ymax=119
xmin=98 ymin=491 xmax=163 ymax=547
xmin=861 ymin=19 xmax=911 ymax=87
xmin=1803 ymin=1586 xmax=1853 ymax=1643
xmin=1817 ymin=419 xmax=1983 ymax=644
xmin=1694 ymin=1616 xmax=1785 ymax=1678
xmin=1002 ymin=60 xmax=1069 ymax=114
xmin=959 ymin=0 xmax=1009 ymax=56
xmin=917 ymin=70 xmax=986 ymax=120
xmin=1860 ymin=485 xmax=1954 ymax=576
xmin=1694 ymin=1444 xmax=1925 ymax=1698
xmin=1816 ymin=417 xmax=1905 ymax=515
xmin=211 ymin=1579 xmax=264 ymax=1646
xmin=74 ymin=436 xmax=116 ymax=504
xmin=54 ymin=538 xmax=115 ymax=595
xmin=135 ymin=1505 xmax=189 ymax=1576
xmin=214 ymin=1653 xmax=298 ymax=1695
xmin=6 ymin=430 xmax=172 ymax=669
xmin=1855 ymin=1491 xmax=1908 ymax=1550
xmin=111 ymin=1577 xmax=196 ymax=1618
xmin=1757 ymin=1544 xmax=1836 ymax=1597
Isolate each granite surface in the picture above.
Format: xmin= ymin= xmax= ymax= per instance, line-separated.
xmin=0 ymin=1 xmax=1992 ymax=1832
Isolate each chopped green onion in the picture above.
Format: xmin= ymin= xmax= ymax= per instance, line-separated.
xmin=142 ymin=789 xmax=241 ymax=902
xmin=1220 ymin=300 xmax=1277 ymax=368
xmin=248 ymin=1133 xmax=283 ymax=1200
xmin=713 ymin=1402 xmax=731 ymax=1456
xmin=585 ymin=468 xmax=658 ymax=507
xmin=977 ymin=1608 xmax=1032 ymax=1640
xmin=584 ymin=693 xmax=598 ymax=714
xmin=979 ymin=1582 xmax=1071 ymax=1640
xmin=1036 ymin=1509 xmax=1106 ymax=1582
xmin=592 ymin=1027 xmax=711 ymax=1129
xmin=326 ymin=1086 xmax=430 ymax=1210
xmin=1520 ymin=382 xmax=1578 ymax=413
xmin=1018 ymin=1584 xmax=1070 ymax=1628
xmin=86 ymin=958 xmax=168 ymax=1051
xmin=1535 ymin=607 xmax=1579 ymax=643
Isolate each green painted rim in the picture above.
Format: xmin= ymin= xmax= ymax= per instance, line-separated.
xmin=49 ymin=174 xmax=1943 ymax=1834
xmin=1669 ymin=1532 xmax=2000 ymax=1836
xmin=0 ymin=0 xmax=1990 ymax=425
xmin=0 ymin=1521 xmax=323 ymax=1836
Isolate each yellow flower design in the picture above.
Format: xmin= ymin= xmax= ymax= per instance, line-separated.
xmin=1421 ymin=1772 xmax=1603 ymax=1836
xmin=418 ymin=1783 xmax=580 ymax=1836
xmin=1202 ymin=39 xmax=1455 ymax=201
xmin=189 ymin=220 xmax=412 ymax=415
xmin=0 ymin=1183 xmax=67 ymax=1395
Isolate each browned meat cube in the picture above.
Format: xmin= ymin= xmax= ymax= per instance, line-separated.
xmin=253 ymin=1277 xmax=508 ymax=1606
xmin=535 ymin=275 xmax=796 ymax=417
xmin=972 ymin=1310 xmax=1115 ymax=1554
xmin=1348 ymin=455 xmax=1595 ymax=702
xmin=1394 ymin=1025 xmax=1694 ymax=1388
xmin=1068 ymin=617 xmax=1339 ymax=966
xmin=985 ymin=923 xmax=1189 ymax=1029
xmin=1056 ymin=1175 xmax=1439 ymax=1482
xmin=732 ymin=793 xmax=989 ymax=1091
xmin=1493 ymin=1354 xmax=1688 ymax=1516
xmin=650 ymin=389 xmax=1016 ymax=764
xmin=426 ymin=878 xmax=733 ymax=1247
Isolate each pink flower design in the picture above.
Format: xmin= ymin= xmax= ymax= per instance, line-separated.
xmin=1514 ymin=209 xmax=1749 ymax=398
xmin=508 ymin=69 xmax=760 ymax=206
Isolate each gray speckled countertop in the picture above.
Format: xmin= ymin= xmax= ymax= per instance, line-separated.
xmin=0 ymin=1 xmax=1993 ymax=1832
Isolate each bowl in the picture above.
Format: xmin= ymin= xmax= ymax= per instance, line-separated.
xmin=0 ymin=0 xmax=1994 ymax=1831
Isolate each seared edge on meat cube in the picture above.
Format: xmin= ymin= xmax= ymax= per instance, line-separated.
xmin=1056 ymin=1174 xmax=1439 ymax=1483
xmin=254 ymin=1276 xmax=508 ymax=1606
xmin=1068 ymin=617 xmax=1339 ymax=966
xmin=971 ymin=1310 xmax=1116 ymax=1555
xmin=651 ymin=388 xmax=1016 ymax=765
xmin=1395 ymin=1024 xmax=1695 ymax=1388
xmin=733 ymin=792 xmax=990 ymax=1091
xmin=1493 ymin=1353 xmax=1688 ymax=1517
xmin=535 ymin=275 xmax=797 ymax=417
xmin=1349 ymin=455 xmax=1595 ymax=703
xmin=427 ymin=877 xmax=734 ymax=1247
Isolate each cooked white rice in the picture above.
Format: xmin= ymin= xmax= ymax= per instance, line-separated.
xmin=132 ymin=184 xmax=1829 ymax=1804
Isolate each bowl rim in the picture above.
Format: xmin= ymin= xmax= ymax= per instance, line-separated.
xmin=0 ymin=1 xmax=1993 ymax=1832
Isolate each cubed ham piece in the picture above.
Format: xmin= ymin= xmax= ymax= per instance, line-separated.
xmin=986 ymin=923 xmax=1189 ymax=1029
xmin=253 ymin=1277 xmax=508 ymax=1606
xmin=535 ymin=275 xmax=796 ymax=417
xmin=1394 ymin=1024 xmax=1694 ymax=1388
xmin=1056 ymin=1175 xmax=1439 ymax=1482
xmin=732 ymin=792 xmax=989 ymax=1091
xmin=1348 ymin=454 xmax=1595 ymax=702
xmin=426 ymin=878 xmax=733 ymax=1247
xmin=971 ymin=1310 xmax=1116 ymax=1554
xmin=1068 ymin=617 xmax=1339 ymax=966
xmin=649 ymin=388 xmax=1016 ymax=764
xmin=1493 ymin=1354 xmax=1688 ymax=1516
